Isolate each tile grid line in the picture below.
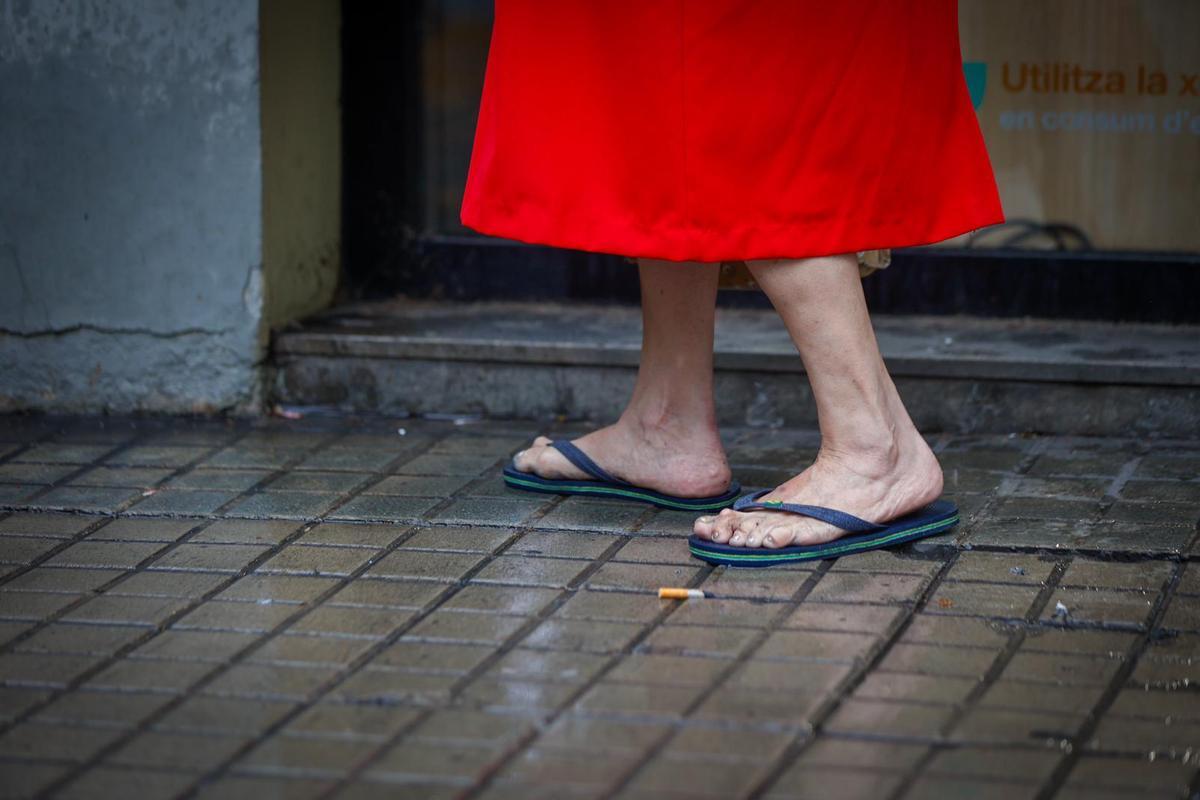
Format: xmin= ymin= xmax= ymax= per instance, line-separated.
xmin=31 ymin=426 xmax=464 ymax=796
xmin=881 ymin=557 xmax=1073 ymax=800
xmin=450 ymin=545 xmax=717 ymax=799
xmin=0 ymin=425 xmax=345 ymax=652
xmin=599 ymin=561 xmax=838 ymax=800
xmin=0 ymin=421 xmax=95 ymax=511
xmin=312 ymin=510 xmax=665 ymax=797
xmin=1034 ymin=562 xmax=1187 ymax=800
xmin=743 ymin=552 xmax=961 ymax=800
xmin=0 ymin=426 xmax=356 ymax=730
xmin=168 ymin=462 xmax=583 ymax=795
xmin=0 ymin=431 xmax=190 ymax=591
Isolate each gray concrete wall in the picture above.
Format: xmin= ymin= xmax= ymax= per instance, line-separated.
xmin=0 ymin=0 xmax=266 ymax=413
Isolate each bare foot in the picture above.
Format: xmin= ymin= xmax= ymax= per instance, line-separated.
xmin=692 ymin=428 xmax=942 ymax=548
xmin=512 ymin=417 xmax=731 ymax=498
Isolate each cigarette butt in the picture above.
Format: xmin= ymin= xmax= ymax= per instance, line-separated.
xmin=658 ymin=587 xmax=707 ymax=600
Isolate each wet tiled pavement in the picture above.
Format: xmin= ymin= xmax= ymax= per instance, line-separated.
xmin=0 ymin=415 xmax=1197 ymax=799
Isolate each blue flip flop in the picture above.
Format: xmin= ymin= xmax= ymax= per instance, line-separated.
xmin=688 ymin=489 xmax=959 ymax=567
xmin=503 ymin=440 xmax=741 ymax=512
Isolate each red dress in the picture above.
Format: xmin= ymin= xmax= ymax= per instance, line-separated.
xmin=460 ymin=1 xmax=1003 ymax=263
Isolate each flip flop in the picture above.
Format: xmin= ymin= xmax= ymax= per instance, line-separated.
xmin=688 ymin=489 xmax=959 ymax=567
xmin=503 ymin=439 xmax=741 ymax=511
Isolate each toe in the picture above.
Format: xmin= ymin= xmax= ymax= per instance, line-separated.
xmin=740 ymin=517 xmax=766 ymax=548
xmin=761 ymin=522 xmax=797 ymax=549
xmin=715 ymin=513 xmax=740 ymax=545
xmin=513 ymin=443 xmax=544 ymax=472
xmin=533 ymin=435 xmax=553 ymax=447
xmin=693 ymin=514 xmax=717 ymax=539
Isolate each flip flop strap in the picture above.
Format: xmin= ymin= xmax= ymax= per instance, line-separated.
xmin=550 ymin=440 xmax=630 ymax=486
xmin=732 ymin=489 xmax=882 ymax=532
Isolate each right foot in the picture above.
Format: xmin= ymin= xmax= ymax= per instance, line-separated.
xmin=511 ymin=418 xmax=732 ymax=498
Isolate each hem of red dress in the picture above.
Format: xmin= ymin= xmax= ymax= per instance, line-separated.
xmin=459 ymin=203 xmax=1006 ymax=264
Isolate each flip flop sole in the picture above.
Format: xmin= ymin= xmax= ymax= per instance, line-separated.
xmin=688 ymin=500 xmax=959 ymax=567
xmin=503 ymin=466 xmax=740 ymax=511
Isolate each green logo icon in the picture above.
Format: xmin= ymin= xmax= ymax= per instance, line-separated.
xmin=963 ymin=62 xmax=987 ymax=110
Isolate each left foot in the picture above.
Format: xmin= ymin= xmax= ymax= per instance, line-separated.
xmin=692 ymin=427 xmax=942 ymax=549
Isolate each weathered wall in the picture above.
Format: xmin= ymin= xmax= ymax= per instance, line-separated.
xmin=0 ymin=0 xmax=283 ymax=413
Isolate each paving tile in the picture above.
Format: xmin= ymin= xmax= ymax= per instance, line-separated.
xmin=765 ymin=764 xmax=906 ymax=799
xmin=808 ymin=571 xmax=929 ymax=604
xmin=1162 ymin=596 xmax=1200 ymax=631
xmin=1134 ymin=453 xmax=1200 ymax=481
xmin=365 ymin=550 xmax=487 ymax=582
xmin=523 ymin=618 xmax=643 ymax=653
xmin=473 ymin=555 xmax=590 ymax=588
xmin=509 ymin=530 xmax=622 ymax=559
xmin=249 ymin=633 xmax=376 ymax=667
xmin=56 ymin=766 xmax=196 ymax=800
xmin=14 ymin=443 xmax=114 ymax=464
xmin=756 ymin=630 xmax=879 ymax=663
xmin=533 ymin=501 xmax=648 ymax=533
xmin=976 ymin=680 xmax=1105 ymax=715
xmin=191 ymin=519 xmax=302 ymax=545
xmin=728 ymin=660 xmax=851 ymax=693
xmin=326 ymin=495 xmax=442 ymax=522
xmin=1019 ymin=627 xmax=1137 ymax=656
xmin=404 ymin=610 xmax=527 ymax=645
xmin=166 ymin=468 xmax=273 ymax=492
xmin=1107 ymin=687 xmax=1200 ymax=721
xmin=268 ymin=470 xmax=372 ymax=492
xmin=108 ymin=729 xmax=251 ymax=772
xmin=203 ymin=663 xmax=337 ymax=701
xmin=46 ymin=540 xmax=165 ymax=569
xmin=626 ymin=753 xmax=765 ymax=797
xmin=0 ymin=535 xmax=66 ymax=565
xmin=663 ymin=724 xmax=788 ymax=763
xmin=153 ymin=695 xmax=296 ymax=735
xmin=192 ymin=775 xmax=333 ymax=800
xmin=108 ymin=570 xmax=226 ymax=598
xmin=1064 ymin=754 xmax=1196 ymax=795
xmin=172 ymin=599 xmax=298 ymax=634
xmin=127 ymin=629 xmax=259 ymax=663
xmin=929 ymin=581 xmax=1043 ymax=617
xmin=1040 ymin=588 xmax=1157 ymax=627
xmin=218 ymin=574 xmax=339 ymax=604
xmin=372 ymin=641 xmax=494 ymax=674
xmin=15 ymin=622 xmax=145 ymax=655
xmin=326 ymin=669 xmax=458 ymax=707
xmin=589 ymin=562 xmax=702 ymax=592
xmin=204 ymin=445 xmax=310 ymax=470
xmin=364 ymin=740 xmax=505 ymax=783
xmin=257 ymin=544 xmax=376 ymax=577
xmin=612 ymin=536 xmax=697 ymax=566
xmin=1001 ymin=651 xmax=1121 ymax=686
xmin=224 ymin=491 xmax=344 ymax=520
xmin=126 ymin=489 xmax=239 ymax=515
xmin=86 ymin=517 xmax=197 ymax=542
xmin=297 ymin=522 xmax=407 ymax=549
xmin=460 ymin=678 xmax=577 ymax=712
xmin=0 ymin=686 xmax=53 ymax=721
xmin=1060 ymin=559 xmax=1174 ymax=590
xmin=0 ymin=651 xmax=103 ymax=687
xmin=904 ymin=777 xmax=1040 ymax=800
xmin=950 ymin=706 xmax=1084 ymax=744
xmin=637 ymin=624 xmax=759 ymax=659
xmin=925 ymin=746 xmax=1060 ymax=782
xmin=501 ymin=746 xmax=642 ymax=786
xmin=0 ymin=589 xmax=85 ymax=620
xmin=853 ymin=672 xmax=978 ymax=705
xmin=288 ymin=702 xmax=420 ymax=741
xmin=364 ymin=475 xmax=473 ymax=496
xmin=824 ymin=699 xmax=955 ymax=738
xmin=61 ymin=594 xmax=189 ymax=627
xmin=539 ymin=715 xmax=666 ymax=753
xmin=86 ymin=658 xmax=214 ymax=693
xmin=31 ymin=485 xmax=144 ymax=512
xmin=71 ymin=465 xmax=178 ymax=489
xmin=0 ymin=462 xmax=79 ymax=484
xmin=394 ymin=453 xmax=499 ymax=477
xmin=1089 ymin=716 xmax=1200 ymax=752
xmin=329 ymin=579 xmax=451 ymax=610
xmin=875 ymin=643 xmax=999 ymax=678
xmin=239 ymin=732 xmax=379 ymax=776
xmin=900 ymin=615 xmax=1014 ymax=648
xmin=487 ymin=648 xmax=608 ymax=683
xmin=692 ymin=685 xmax=828 ymax=727
xmin=292 ymin=605 xmax=415 ymax=640
xmin=944 ymin=552 xmax=1057 ymax=585
xmin=0 ymin=512 xmax=100 ymax=537
xmin=782 ymin=604 xmax=904 ymax=634
xmin=401 ymin=526 xmax=512 ymax=552
xmin=557 ymin=589 xmax=668 ymax=622
xmin=0 ymin=720 xmax=123 ymax=762
xmin=793 ymin=737 xmax=927 ymax=770
xmin=149 ymin=542 xmax=270 ymax=574
xmin=431 ymin=497 xmax=547 ymax=527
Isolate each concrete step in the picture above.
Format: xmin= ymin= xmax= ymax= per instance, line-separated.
xmin=271 ymin=301 xmax=1200 ymax=436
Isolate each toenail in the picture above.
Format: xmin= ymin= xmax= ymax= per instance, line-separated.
xmin=698 ymin=516 xmax=713 ymax=524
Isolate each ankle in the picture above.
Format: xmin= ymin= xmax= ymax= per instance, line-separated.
xmin=621 ymin=396 xmax=717 ymax=440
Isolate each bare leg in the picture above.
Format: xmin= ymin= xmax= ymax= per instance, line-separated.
xmin=513 ymin=258 xmax=731 ymax=497
xmin=693 ymin=254 xmax=942 ymax=547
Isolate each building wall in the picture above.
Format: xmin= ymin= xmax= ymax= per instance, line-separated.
xmin=0 ymin=0 xmax=341 ymax=413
